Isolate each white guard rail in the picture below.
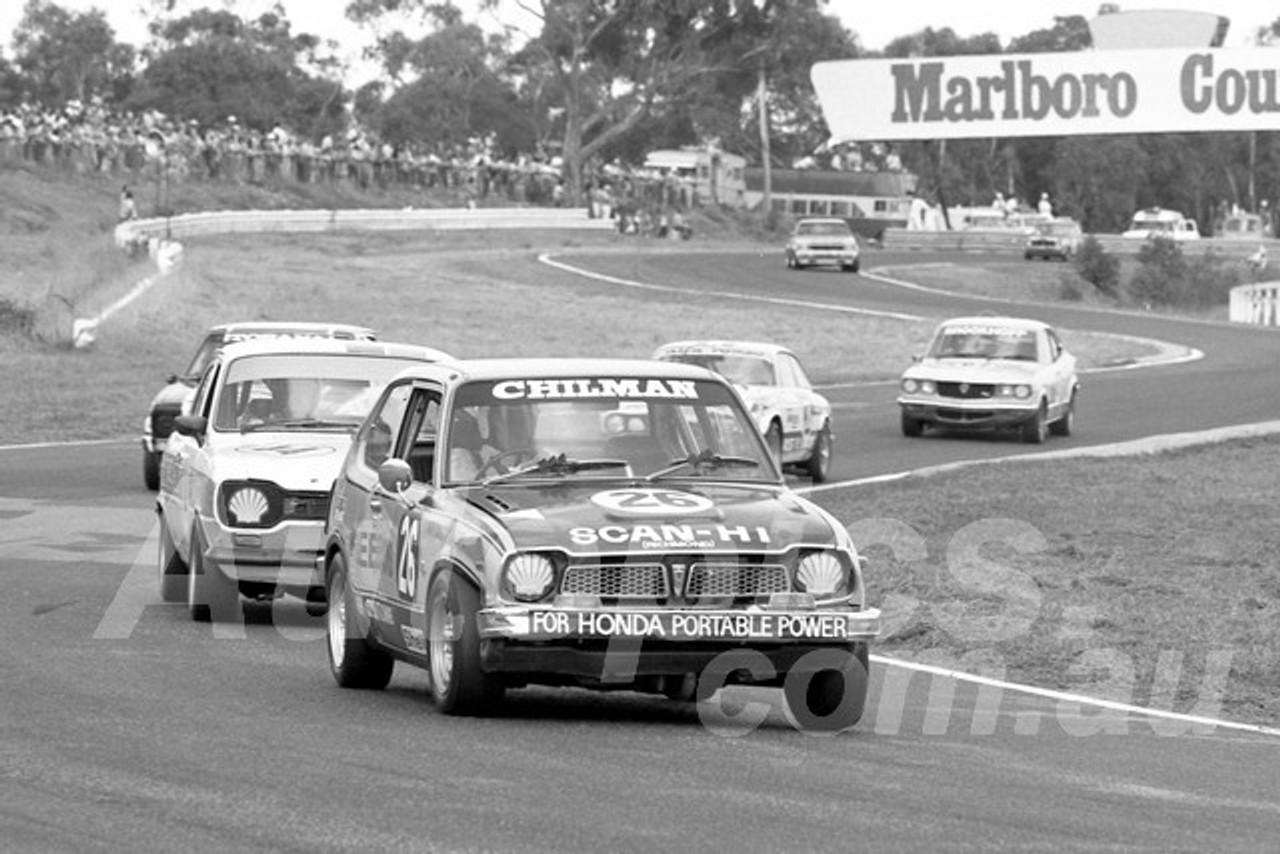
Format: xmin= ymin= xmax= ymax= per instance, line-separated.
xmin=1229 ymin=282 xmax=1280 ymax=326
xmin=114 ymin=206 xmax=614 ymax=246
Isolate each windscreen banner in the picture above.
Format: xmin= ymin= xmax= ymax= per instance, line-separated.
xmin=811 ymin=47 xmax=1280 ymax=142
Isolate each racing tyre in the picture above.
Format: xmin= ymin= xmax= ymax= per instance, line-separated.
xmin=1021 ymin=401 xmax=1049 ymax=444
xmin=844 ymin=260 xmax=860 ymax=274
xmin=143 ymin=450 xmax=161 ymax=491
xmin=157 ymin=513 xmax=187 ymax=603
xmin=765 ymin=421 xmax=784 ymax=468
xmin=1050 ymin=391 xmax=1076 ymax=437
xmin=783 ymin=644 xmax=869 ymax=733
xmin=901 ymin=412 xmax=924 ymax=437
xmin=327 ymin=553 xmax=393 ymax=690
xmin=428 ymin=570 xmax=504 ymax=715
xmin=187 ymin=526 xmax=240 ymax=622
xmin=804 ymin=423 xmax=833 ymax=483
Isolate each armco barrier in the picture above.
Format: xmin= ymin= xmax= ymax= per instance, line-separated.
xmin=1229 ymin=281 xmax=1280 ymax=326
xmin=77 ymin=207 xmax=614 ymax=347
xmin=114 ymin=206 xmax=614 ymax=247
xmin=883 ymin=226 xmax=1279 ymax=260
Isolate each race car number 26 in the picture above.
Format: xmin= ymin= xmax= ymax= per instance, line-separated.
xmin=396 ymin=515 xmax=419 ymax=599
xmin=589 ymin=488 xmax=715 ymax=516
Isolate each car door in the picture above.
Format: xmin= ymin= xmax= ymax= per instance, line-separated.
xmin=774 ymin=353 xmax=816 ymax=456
xmin=341 ymin=380 xmax=415 ymax=606
xmin=1042 ymin=329 xmax=1074 ymax=414
xmin=783 ymin=352 xmax=827 ymax=451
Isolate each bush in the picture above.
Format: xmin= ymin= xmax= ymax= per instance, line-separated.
xmin=0 ymin=298 xmax=36 ymax=337
xmin=1125 ymin=239 xmax=1247 ymax=309
xmin=1126 ymin=237 xmax=1187 ymax=306
xmin=1073 ymin=235 xmax=1120 ymax=297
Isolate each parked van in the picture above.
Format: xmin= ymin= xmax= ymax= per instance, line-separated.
xmin=1123 ymin=208 xmax=1201 ymax=241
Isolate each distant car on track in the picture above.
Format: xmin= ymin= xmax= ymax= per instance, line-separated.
xmin=155 ymin=337 xmax=451 ymax=621
xmin=652 ymin=340 xmax=834 ymax=482
xmin=785 ymin=217 xmax=861 ymax=272
xmin=1024 ymin=217 xmax=1084 ymax=261
xmin=142 ymin=321 xmax=377 ymax=490
xmin=897 ymin=316 xmax=1080 ymax=443
xmin=322 ymin=358 xmax=879 ymax=729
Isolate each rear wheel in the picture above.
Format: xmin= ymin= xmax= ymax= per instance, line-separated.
xmin=187 ymin=526 xmax=240 ymax=622
xmin=783 ymin=644 xmax=869 ymax=733
xmin=157 ymin=513 xmax=187 ymax=603
xmin=326 ymin=553 xmax=393 ymax=690
xmin=804 ymin=424 xmax=833 ymax=483
xmin=428 ymin=570 xmax=504 ymax=715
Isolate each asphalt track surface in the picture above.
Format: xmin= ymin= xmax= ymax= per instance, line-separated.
xmin=4 ymin=248 xmax=1279 ymax=852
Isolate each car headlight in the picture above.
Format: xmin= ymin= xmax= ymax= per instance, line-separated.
xmin=996 ymin=384 xmax=1034 ymax=399
xmin=223 ymin=482 xmax=276 ymax=527
xmin=503 ymin=553 xmax=557 ymax=602
xmin=902 ymin=378 xmax=935 ymax=394
xmin=794 ymin=551 xmax=849 ymax=598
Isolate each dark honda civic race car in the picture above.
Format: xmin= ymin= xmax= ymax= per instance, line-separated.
xmin=322 ymin=358 xmax=880 ymax=730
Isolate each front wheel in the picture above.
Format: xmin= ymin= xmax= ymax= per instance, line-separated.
xmin=804 ymin=424 xmax=833 ymax=483
xmin=1050 ymin=391 xmax=1076 ymax=436
xmin=901 ymin=411 xmax=924 ymax=437
xmin=327 ymin=553 xmax=394 ymax=690
xmin=428 ymin=570 xmax=504 ymax=715
xmin=143 ymin=450 xmax=161 ymax=491
xmin=1021 ymin=401 xmax=1049 ymax=444
xmin=187 ymin=526 xmax=240 ymax=622
xmin=783 ymin=644 xmax=869 ymax=733
xmin=157 ymin=513 xmax=187 ymax=603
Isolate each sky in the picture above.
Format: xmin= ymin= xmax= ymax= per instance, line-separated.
xmin=2 ymin=0 xmax=1278 ymax=84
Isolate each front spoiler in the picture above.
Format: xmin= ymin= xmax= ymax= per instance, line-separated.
xmin=899 ymin=399 xmax=1037 ymax=429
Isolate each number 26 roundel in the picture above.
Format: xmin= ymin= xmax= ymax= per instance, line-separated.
xmin=395 ymin=515 xmax=420 ymax=599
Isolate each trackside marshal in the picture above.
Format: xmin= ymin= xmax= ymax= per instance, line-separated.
xmin=811 ymin=47 xmax=1280 ymax=142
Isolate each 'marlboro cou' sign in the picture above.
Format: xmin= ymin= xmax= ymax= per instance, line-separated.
xmin=811 ymin=48 xmax=1280 ymax=141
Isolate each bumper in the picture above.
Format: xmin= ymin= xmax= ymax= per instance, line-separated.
xmin=476 ymin=606 xmax=875 ymax=681
xmin=477 ymin=605 xmax=879 ymax=677
xmin=200 ymin=517 xmax=326 ymax=589
xmin=793 ymin=249 xmax=859 ymax=266
xmin=899 ymin=399 xmax=1038 ymax=429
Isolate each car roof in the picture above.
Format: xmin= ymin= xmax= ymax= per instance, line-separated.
xmin=795 ymin=217 xmax=851 ymax=227
xmin=654 ymin=340 xmax=790 ymax=358
xmin=389 ymin=356 xmax=720 ymax=385
xmin=214 ymin=337 xmax=452 ymax=362
xmin=935 ymin=316 xmax=1051 ymax=333
xmin=208 ymin=321 xmax=377 ymax=339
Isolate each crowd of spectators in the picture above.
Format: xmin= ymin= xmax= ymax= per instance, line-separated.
xmin=0 ymin=97 xmax=708 ymax=226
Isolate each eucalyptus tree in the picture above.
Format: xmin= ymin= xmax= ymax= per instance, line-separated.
xmin=10 ymin=0 xmax=135 ymax=105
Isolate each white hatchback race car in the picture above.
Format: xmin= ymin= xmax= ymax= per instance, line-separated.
xmin=785 ymin=217 xmax=861 ymax=272
xmin=897 ymin=316 xmax=1080 ymax=444
xmin=156 ymin=337 xmax=451 ymax=621
xmin=653 ymin=340 xmax=834 ymax=482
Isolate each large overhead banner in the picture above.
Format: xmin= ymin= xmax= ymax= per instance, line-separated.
xmin=811 ymin=48 xmax=1280 ymax=143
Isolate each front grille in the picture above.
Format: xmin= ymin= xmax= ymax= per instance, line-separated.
xmin=937 ymin=408 xmax=993 ymax=422
xmin=562 ymin=563 xmax=669 ymax=600
xmin=150 ymin=405 xmax=182 ymax=438
xmin=683 ymin=562 xmax=790 ymax=598
xmin=937 ymin=382 xmax=995 ymax=400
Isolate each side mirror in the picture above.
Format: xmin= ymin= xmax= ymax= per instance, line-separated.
xmin=912 ymin=353 xmax=923 ymax=363
xmin=377 ymin=458 xmax=413 ymax=493
xmin=173 ymin=414 xmax=207 ymax=438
